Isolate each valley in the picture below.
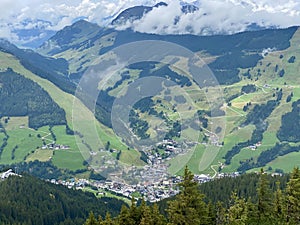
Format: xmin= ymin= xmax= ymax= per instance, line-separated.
xmin=0 ymin=20 xmax=299 ymax=186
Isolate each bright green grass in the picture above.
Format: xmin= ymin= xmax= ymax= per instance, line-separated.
xmin=186 ymin=145 xmax=205 ymax=174
xmin=0 ymin=52 xmax=142 ymax=167
xmin=26 ymin=149 xmax=53 ymax=162
xmin=2 ymin=117 xmax=28 ymax=131
xmin=51 ymin=126 xmax=79 ymax=150
xmin=265 ymin=152 xmax=300 ymax=172
xmin=0 ymin=129 xmax=43 ymax=164
xmin=119 ymin=149 xmax=144 ymax=166
xmin=52 ymin=150 xmax=85 ymax=171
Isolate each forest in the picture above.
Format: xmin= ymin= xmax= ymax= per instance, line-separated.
xmin=84 ymin=167 xmax=300 ymax=225
xmin=0 ymin=69 xmax=67 ymax=129
xmin=0 ymin=175 xmax=124 ymax=225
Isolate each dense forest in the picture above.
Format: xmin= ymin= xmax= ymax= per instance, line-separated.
xmin=84 ymin=167 xmax=300 ymax=225
xmin=0 ymin=175 xmax=124 ymax=225
xmin=0 ymin=69 xmax=67 ymax=129
xmin=277 ymin=99 xmax=300 ymax=142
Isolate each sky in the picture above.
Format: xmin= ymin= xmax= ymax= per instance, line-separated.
xmin=1 ymin=0 xmax=300 ymax=47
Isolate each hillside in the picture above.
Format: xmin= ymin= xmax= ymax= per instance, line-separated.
xmin=84 ymin=167 xmax=300 ymax=225
xmin=36 ymin=21 xmax=300 ymax=177
xmin=0 ymin=40 xmax=141 ymax=178
xmin=0 ymin=20 xmax=299 ymax=181
xmin=0 ymin=174 xmax=124 ymax=225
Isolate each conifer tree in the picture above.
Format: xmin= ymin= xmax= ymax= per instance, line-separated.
xmin=215 ymin=201 xmax=226 ymax=225
xmin=227 ymin=192 xmax=248 ymax=225
xmin=207 ymin=201 xmax=216 ymax=225
xmin=167 ymin=166 xmax=207 ymax=225
xmin=152 ymin=203 xmax=167 ymax=225
xmin=273 ymin=181 xmax=285 ymax=224
xmin=101 ymin=212 xmax=115 ymax=225
xmin=117 ymin=205 xmax=134 ymax=225
xmin=84 ymin=212 xmax=98 ymax=225
xmin=129 ymin=197 xmax=141 ymax=224
xmin=139 ymin=203 xmax=152 ymax=225
xmin=286 ymin=167 xmax=300 ymax=224
xmin=257 ymin=168 xmax=273 ymax=224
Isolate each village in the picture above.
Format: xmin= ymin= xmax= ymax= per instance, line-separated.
xmin=0 ymin=166 xmax=241 ymax=203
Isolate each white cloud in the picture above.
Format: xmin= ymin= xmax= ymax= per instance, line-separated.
xmin=0 ymin=0 xmax=299 ymax=47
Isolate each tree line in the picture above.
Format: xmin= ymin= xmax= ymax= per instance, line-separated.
xmin=84 ymin=167 xmax=300 ymax=225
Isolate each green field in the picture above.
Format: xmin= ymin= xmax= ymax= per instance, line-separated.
xmin=0 ymin=51 xmax=143 ymax=170
xmin=52 ymin=150 xmax=85 ymax=171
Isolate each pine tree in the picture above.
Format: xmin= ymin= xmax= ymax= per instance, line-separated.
xmin=152 ymin=203 xmax=166 ymax=225
xmin=257 ymin=169 xmax=273 ymax=224
xmin=273 ymin=181 xmax=285 ymax=224
xmin=101 ymin=212 xmax=114 ymax=225
xmin=207 ymin=201 xmax=216 ymax=225
xmin=139 ymin=203 xmax=152 ymax=225
xmin=129 ymin=197 xmax=141 ymax=224
xmin=227 ymin=192 xmax=248 ymax=225
xmin=167 ymin=166 xmax=207 ymax=225
xmin=215 ymin=201 xmax=226 ymax=225
xmin=117 ymin=205 xmax=134 ymax=225
xmin=286 ymin=167 xmax=300 ymax=224
xmin=84 ymin=212 xmax=99 ymax=225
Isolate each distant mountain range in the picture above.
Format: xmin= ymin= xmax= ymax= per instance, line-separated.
xmin=111 ymin=2 xmax=198 ymax=26
xmin=10 ymin=1 xmax=270 ymax=49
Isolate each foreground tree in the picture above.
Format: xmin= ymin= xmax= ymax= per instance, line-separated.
xmin=286 ymin=167 xmax=300 ymax=224
xmin=256 ymin=169 xmax=273 ymax=224
xmin=167 ymin=166 xmax=208 ymax=225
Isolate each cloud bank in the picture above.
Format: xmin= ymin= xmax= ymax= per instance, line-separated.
xmin=0 ymin=0 xmax=300 ymax=47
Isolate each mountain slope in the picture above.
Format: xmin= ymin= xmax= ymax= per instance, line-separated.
xmin=0 ymin=44 xmax=143 ymax=173
xmin=0 ymin=175 xmax=124 ymax=225
xmin=36 ymin=22 xmax=300 ymax=176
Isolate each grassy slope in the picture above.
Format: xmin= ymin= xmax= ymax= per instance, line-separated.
xmin=184 ymin=28 xmax=300 ymax=175
xmin=0 ymin=51 xmax=143 ymax=170
xmin=2 ymin=28 xmax=299 ymax=175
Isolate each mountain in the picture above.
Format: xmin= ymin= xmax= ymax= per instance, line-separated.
xmin=0 ymin=174 xmax=124 ymax=225
xmin=0 ymin=37 xmax=143 ymax=178
xmin=111 ymin=2 xmax=198 ymax=26
xmin=35 ymin=20 xmax=300 ymax=177
xmin=1 ymin=19 xmax=300 ymax=181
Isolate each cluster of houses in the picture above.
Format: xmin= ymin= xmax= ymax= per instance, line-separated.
xmin=41 ymin=142 xmax=70 ymax=150
xmin=0 ymin=167 xmax=242 ymax=203
xmin=248 ymin=142 xmax=262 ymax=150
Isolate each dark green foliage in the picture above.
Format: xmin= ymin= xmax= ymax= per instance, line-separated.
xmin=0 ymin=69 xmax=67 ymax=129
xmin=140 ymin=151 xmax=148 ymax=163
xmin=288 ymin=56 xmax=296 ymax=63
xmin=165 ymin=121 xmax=181 ymax=140
xmin=224 ymin=100 xmax=278 ymax=165
xmin=89 ymin=171 xmax=106 ymax=181
xmin=167 ymin=166 xmax=208 ymax=224
xmin=133 ymin=97 xmax=155 ymax=113
xmin=129 ymin=62 xmax=192 ymax=87
xmin=0 ymin=175 xmax=124 ymax=225
xmin=129 ymin=110 xmax=150 ymax=139
xmin=286 ymin=93 xmax=293 ymax=102
xmin=91 ymin=168 xmax=298 ymax=225
xmin=278 ymin=69 xmax=285 ymax=77
xmin=243 ymin=100 xmax=277 ymax=126
xmin=241 ymin=84 xmax=256 ymax=94
xmin=277 ymin=99 xmax=300 ymax=142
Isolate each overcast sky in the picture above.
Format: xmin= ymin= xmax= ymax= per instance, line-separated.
xmin=1 ymin=0 xmax=300 ymax=46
